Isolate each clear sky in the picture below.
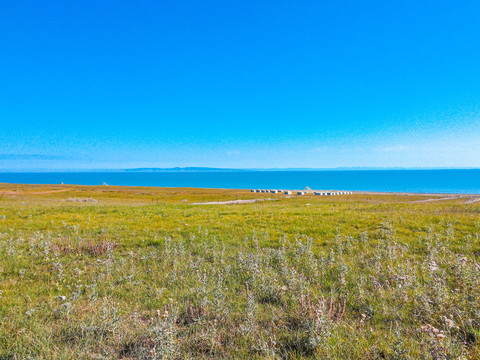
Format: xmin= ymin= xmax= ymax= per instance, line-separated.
xmin=1 ymin=1 xmax=480 ymax=170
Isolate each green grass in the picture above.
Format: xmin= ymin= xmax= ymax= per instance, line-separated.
xmin=1 ymin=184 xmax=479 ymax=359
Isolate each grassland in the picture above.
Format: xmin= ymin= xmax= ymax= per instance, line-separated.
xmin=1 ymin=184 xmax=480 ymax=359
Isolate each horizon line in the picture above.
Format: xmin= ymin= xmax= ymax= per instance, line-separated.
xmin=1 ymin=166 xmax=480 ymax=173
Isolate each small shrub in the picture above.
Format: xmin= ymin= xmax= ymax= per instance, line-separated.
xmin=51 ymin=233 xmax=118 ymax=256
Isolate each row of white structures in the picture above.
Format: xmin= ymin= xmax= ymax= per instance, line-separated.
xmin=251 ymin=189 xmax=353 ymax=196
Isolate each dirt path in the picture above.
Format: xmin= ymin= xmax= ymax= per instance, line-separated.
xmin=410 ymin=196 xmax=461 ymax=203
xmin=464 ymin=197 xmax=480 ymax=204
xmin=409 ymin=195 xmax=480 ymax=203
xmin=1 ymin=188 xmax=71 ymax=195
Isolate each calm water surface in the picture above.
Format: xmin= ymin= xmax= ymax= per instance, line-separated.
xmin=1 ymin=170 xmax=479 ymax=194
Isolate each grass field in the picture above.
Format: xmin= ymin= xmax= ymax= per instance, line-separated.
xmin=1 ymin=184 xmax=480 ymax=359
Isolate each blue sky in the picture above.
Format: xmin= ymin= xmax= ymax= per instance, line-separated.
xmin=1 ymin=1 xmax=479 ymax=170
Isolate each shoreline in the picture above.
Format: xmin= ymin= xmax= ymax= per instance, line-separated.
xmin=1 ymin=182 xmax=480 ymax=197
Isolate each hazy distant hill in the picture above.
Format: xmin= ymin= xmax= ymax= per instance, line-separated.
xmin=122 ymin=166 xmax=469 ymax=173
xmin=124 ymin=167 xmax=411 ymax=172
xmin=125 ymin=167 xmax=243 ymax=172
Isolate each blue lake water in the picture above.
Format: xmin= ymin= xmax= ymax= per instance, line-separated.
xmin=1 ymin=170 xmax=479 ymax=194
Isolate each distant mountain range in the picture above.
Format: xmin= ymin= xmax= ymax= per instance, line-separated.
xmin=125 ymin=167 xmax=362 ymax=172
xmin=125 ymin=167 xmax=242 ymax=172
xmin=123 ymin=166 xmax=476 ymax=172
